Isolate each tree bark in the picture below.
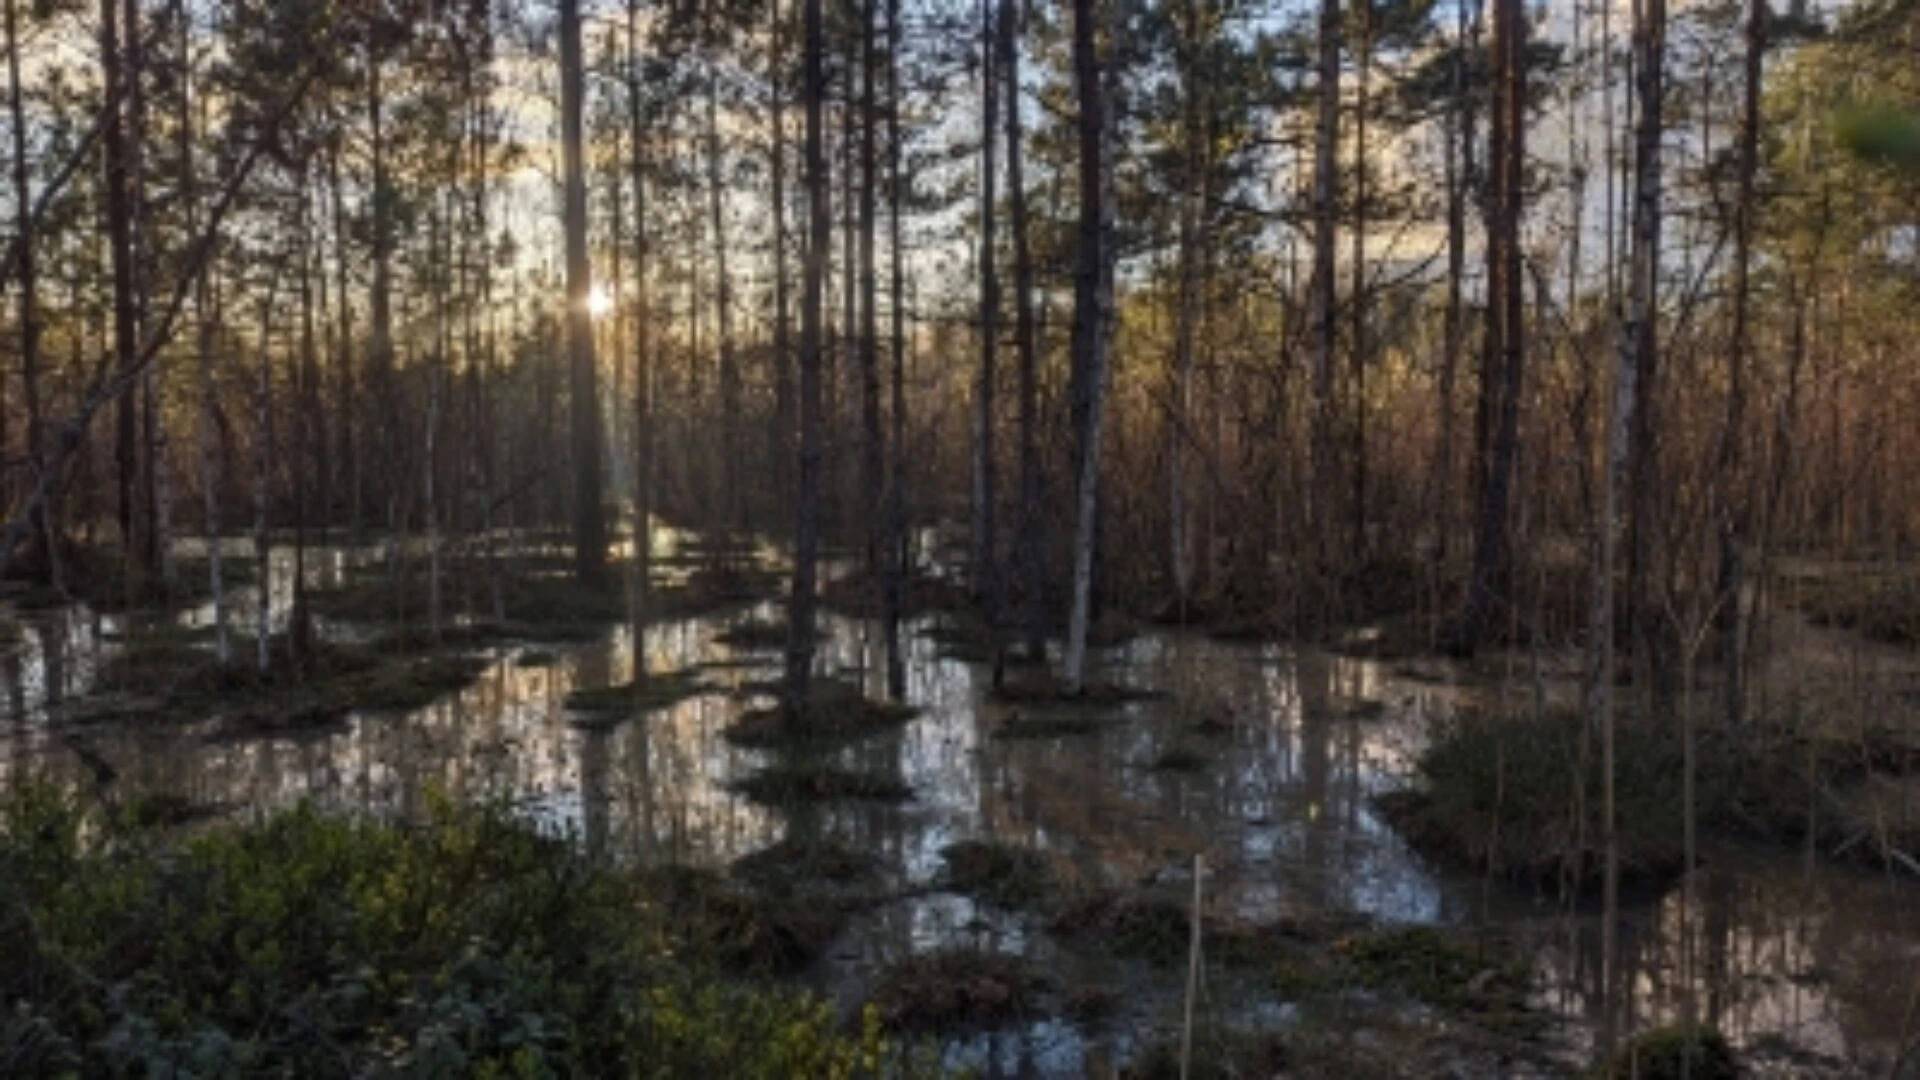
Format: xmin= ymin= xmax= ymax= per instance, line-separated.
xmin=1717 ymin=0 xmax=1765 ymax=729
xmin=786 ymin=0 xmax=830 ymax=717
xmin=1310 ymin=0 xmax=1339 ymax=590
xmin=883 ymin=0 xmax=907 ymax=700
xmin=858 ymin=0 xmax=882 ymax=580
xmin=559 ymin=0 xmax=607 ymax=582
xmin=1063 ymin=0 xmax=1113 ymax=696
xmin=1001 ymin=0 xmax=1043 ymax=661
xmin=1455 ymin=0 xmax=1525 ymax=654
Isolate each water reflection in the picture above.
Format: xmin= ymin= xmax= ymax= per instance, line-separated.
xmin=0 ymin=552 xmax=1914 ymax=1075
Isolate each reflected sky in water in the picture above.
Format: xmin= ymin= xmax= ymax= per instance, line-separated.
xmin=1 ymin=538 xmax=1915 ymax=1077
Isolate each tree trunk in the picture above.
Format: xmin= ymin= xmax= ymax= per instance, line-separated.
xmin=1596 ymin=0 xmax=1665 ymax=1058
xmin=1063 ymin=0 xmax=1113 ymax=696
xmin=1625 ymin=0 xmax=1669 ymax=707
xmin=559 ymin=0 xmax=607 ymax=582
xmin=1002 ymin=0 xmax=1043 ymax=661
xmin=1455 ymin=0 xmax=1525 ymax=654
xmin=1717 ymin=0 xmax=1765 ymax=729
xmin=706 ymin=66 xmax=743 ymax=536
xmin=858 ymin=0 xmax=882 ymax=582
xmin=627 ymin=0 xmax=652 ymax=683
xmin=771 ymin=0 xmax=795 ymax=527
xmin=1349 ymin=0 xmax=1371 ymax=566
xmin=975 ymin=0 xmax=1006 ymax=614
xmin=1168 ymin=0 xmax=1205 ymax=617
xmin=103 ymin=0 xmax=139 ymax=596
xmin=7 ymin=0 xmax=45 ymax=575
xmin=786 ymin=0 xmax=829 ymax=717
xmin=1310 ymin=0 xmax=1339 ymax=592
xmin=883 ymin=0 xmax=907 ymax=700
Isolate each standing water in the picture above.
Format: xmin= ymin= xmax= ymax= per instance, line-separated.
xmin=0 ymin=537 xmax=1914 ymax=1077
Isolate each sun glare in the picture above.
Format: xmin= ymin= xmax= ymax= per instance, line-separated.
xmin=587 ymin=284 xmax=614 ymax=319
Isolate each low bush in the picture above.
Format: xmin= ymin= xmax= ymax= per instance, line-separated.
xmin=0 ymin=787 xmax=928 ymax=1077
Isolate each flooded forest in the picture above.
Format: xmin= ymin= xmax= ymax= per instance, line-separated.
xmin=2 ymin=0 xmax=1918 ymax=1075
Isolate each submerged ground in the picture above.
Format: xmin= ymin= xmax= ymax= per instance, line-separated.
xmin=1 ymin=531 xmax=1915 ymax=1077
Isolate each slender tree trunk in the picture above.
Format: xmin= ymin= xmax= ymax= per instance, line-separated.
xmin=8 ymin=0 xmax=45 ymax=574
xmin=1063 ymin=0 xmax=1113 ymax=696
xmin=102 ymin=0 xmax=139 ymax=594
xmin=771 ymin=0 xmax=795 ymax=527
xmin=1598 ymin=0 xmax=1664 ymax=1058
xmin=1717 ymin=0 xmax=1765 ymax=729
xmin=627 ymin=0 xmax=652 ymax=683
xmin=559 ymin=0 xmax=607 ymax=582
xmin=1625 ymin=0 xmax=1669 ymax=707
xmin=786 ymin=0 xmax=829 ymax=716
xmin=253 ymin=279 xmax=277 ymax=674
xmin=368 ymin=58 xmax=393 ymax=542
xmin=973 ymin=0 xmax=999 ymax=613
xmin=1310 ymin=0 xmax=1339 ymax=592
xmin=1168 ymin=0 xmax=1204 ymax=617
xmin=884 ymin=0 xmax=907 ymax=700
xmin=1455 ymin=0 xmax=1525 ymax=654
xmin=858 ymin=0 xmax=882 ymax=581
xmin=1002 ymin=0 xmax=1043 ymax=661
xmin=1349 ymin=0 xmax=1372 ymax=566
xmin=706 ymin=66 xmax=743 ymax=536
xmin=1433 ymin=0 xmax=1472 ymax=571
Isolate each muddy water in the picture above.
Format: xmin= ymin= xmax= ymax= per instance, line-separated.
xmin=1 ymin=545 xmax=1916 ymax=1077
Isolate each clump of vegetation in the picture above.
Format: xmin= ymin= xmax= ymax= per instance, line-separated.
xmin=992 ymin=707 xmax=1119 ymax=739
xmin=1597 ymin=1023 xmax=1741 ymax=1080
xmin=939 ymin=840 xmax=1053 ymax=909
xmin=1788 ymin=565 xmax=1920 ymax=647
xmin=991 ymin=674 xmax=1163 ymax=708
xmin=89 ymin=637 xmax=491 ymax=735
xmin=515 ymin=648 xmax=559 ymax=667
xmin=818 ymin=570 xmax=973 ymax=620
xmin=723 ymin=678 xmax=919 ymax=749
xmin=867 ymin=948 xmax=1049 ymax=1033
xmin=1050 ymin=891 xmax=1202 ymax=968
xmin=714 ymin=616 xmax=810 ymax=652
xmin=641 ymin=864 xmax=853 ymax=976
xmin=1122 ymin=1031 xmax=1290 ymax=1080
xmin=1149 ymin=744 xmax=1210 ymax=772
xmin=564 ymin=669 xmax=709 ymax=727
xmin=731 ymin=836 xmax=882 ymax=893
xmin=1377 ymin=709 xmax=1691 ymax=892
xmin=1337 ymin=926 xmax=1530 ymax=1012
xmin=0 ymin=789 xmax=909 ymax=1076
xmin=730 ymin=761 xmax=914 ymax=805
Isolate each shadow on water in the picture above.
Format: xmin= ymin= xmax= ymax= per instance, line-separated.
xmin=1 ymin=534 xmax=1915 ymax=1076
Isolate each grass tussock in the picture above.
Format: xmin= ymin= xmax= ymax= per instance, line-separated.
xmin=730 ymin=761 xmax=914 ymax=806
xmin=1149 ymin=745 xmax=1210 ymax=772
xmin=730 ymin=837 xmax=883 ymax=893
xmin=1383 ymin=706 xmax=1920 ymax=889
xmin=1594 ymin=1024 xmax=1740 ymax=1080
xmin=563 ymin=669 xmax=708 ymax=727
xmin=0 ymin=790 xmax=915 ymax=1076
xmin=939 ymin=840 xmax=1054 ymax=909
xmin=1787 ymin=564 xmax=1920 ymax=647
xmin=992 ymin=707 xmax=1120 ymax=739
xmin=88 ymin=637 xmax=490 ymax=735
xmin=723 ymin=678 xmax=919 ymax=750
xmin=867 ymin=948 xmax=1050 ymax=1033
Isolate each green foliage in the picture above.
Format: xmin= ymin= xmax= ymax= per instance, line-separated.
xmin=731 ymin=761 xmax=915 ymax=805
xmin=1379 ymin=709 xmax=1690 ymax=892
xmin=867 ymin=949 xmax=1049 ymax=1033
xmin=938 ymin=840 xmax=1054 ymax=910
xmin=1597 ymin=1023 xmax=1741 ymax=1080
xmin=1836 ymin=105 xmax=1920 ymax=167
xmin=0 ymin=788 xmax=923 ymax=1076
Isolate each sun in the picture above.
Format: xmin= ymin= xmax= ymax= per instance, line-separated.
xmin=587 ymin=283 xmax=615 ymax=319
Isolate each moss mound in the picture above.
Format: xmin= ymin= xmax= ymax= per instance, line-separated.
xmin=867 ymin=949 xmax=1050 ymax=1033
xmin=1598 ymin=1024 xmax=1741 ymax=1080
xmin=939 ymin=840 xmax=1053 ymax=909
xmin=1149 ymin=745 xmax=1210 ymax=772
xmin=723 ymin=679 xmax=919 ymax=749
xmin=731 ymin=762 xmax=914 ymax=806
xmin=564 ymin=669 xmax=709 ymax=727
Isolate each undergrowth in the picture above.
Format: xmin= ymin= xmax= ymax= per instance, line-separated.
xmin=0 ymin=787 xmax=931 ymax=1077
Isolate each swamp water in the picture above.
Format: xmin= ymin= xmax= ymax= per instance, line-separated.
xmin=1 ymin=542 xmax=1915 ymax=1077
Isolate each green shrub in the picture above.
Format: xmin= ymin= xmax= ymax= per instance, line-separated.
xmin=0 ymin=787 xmax=931 ymax=1077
